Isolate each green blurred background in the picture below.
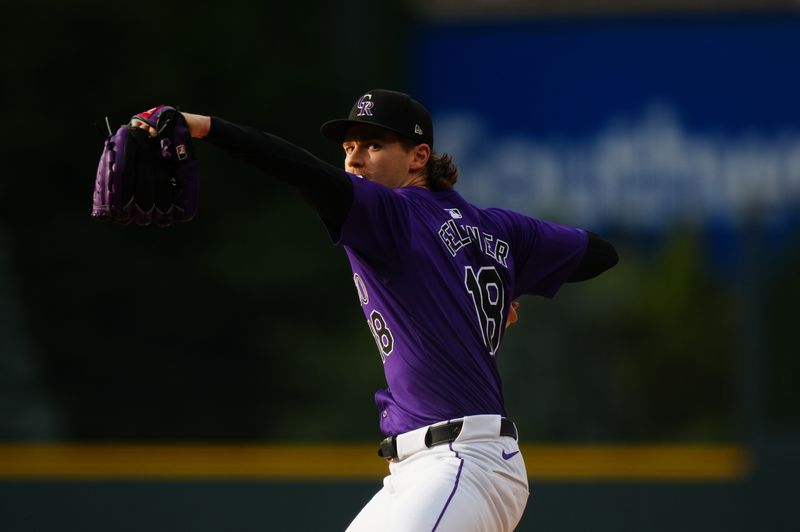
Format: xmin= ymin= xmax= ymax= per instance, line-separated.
xmin=1 ymin=0 xmax=799 ymax=530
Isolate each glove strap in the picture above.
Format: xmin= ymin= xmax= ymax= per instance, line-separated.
xmin=132 ymin=105 xmax=173 ymax=130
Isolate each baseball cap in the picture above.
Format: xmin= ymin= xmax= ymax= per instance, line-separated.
xmin=320 ymin=89 xmax=434 ymax=147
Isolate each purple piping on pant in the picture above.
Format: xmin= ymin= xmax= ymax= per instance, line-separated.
xmin=431 ymin=442 xmax=464 ymax=531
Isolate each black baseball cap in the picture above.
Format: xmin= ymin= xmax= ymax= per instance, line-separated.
xmin=320 ymin=89 xmax=434 ymax=147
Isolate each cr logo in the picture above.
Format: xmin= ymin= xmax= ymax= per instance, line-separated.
xmin=356 ymin=94 xmax=374 ymax=117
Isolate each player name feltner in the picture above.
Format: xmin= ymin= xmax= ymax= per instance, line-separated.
xmin=438 ymin=218 xmax=510 ymax=268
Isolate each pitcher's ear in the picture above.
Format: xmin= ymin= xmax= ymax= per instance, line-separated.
xmin=410 ymin=143 xmax=431 ymax=171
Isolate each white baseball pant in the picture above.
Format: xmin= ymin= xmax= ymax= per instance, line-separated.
xmin=346 ymin=414 xmax=529 ymax=532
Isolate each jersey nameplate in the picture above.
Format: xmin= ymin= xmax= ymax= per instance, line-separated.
xmin=438 ymin=219 xmax=510 ymax=268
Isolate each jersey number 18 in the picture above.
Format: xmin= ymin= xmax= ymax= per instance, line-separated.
xmin=464 ymin=266 xmax=505 ymax=356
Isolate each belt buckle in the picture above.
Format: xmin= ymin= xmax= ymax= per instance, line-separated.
xmin=426 ymin=420 xmax=463 ymax=448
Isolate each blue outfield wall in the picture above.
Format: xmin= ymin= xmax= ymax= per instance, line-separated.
xmin=413 ymin=13 xmax=800 ymax=234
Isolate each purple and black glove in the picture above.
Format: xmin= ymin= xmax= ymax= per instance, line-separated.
xmin=92 ymin=105 xmax=198 ymax=227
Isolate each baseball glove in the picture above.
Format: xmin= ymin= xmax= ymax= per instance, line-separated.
xmin=92 ymin=105 xmax=198 ymax=226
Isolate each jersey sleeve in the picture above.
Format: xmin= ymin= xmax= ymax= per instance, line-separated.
xmin=326 ymin=174 xmax=410 ymax=268
xmin=496 ymin=210 xmax=588 ymax=298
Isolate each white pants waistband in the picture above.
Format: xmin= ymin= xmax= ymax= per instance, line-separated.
xmin=394 ymin=414 xmax=516 ymax=462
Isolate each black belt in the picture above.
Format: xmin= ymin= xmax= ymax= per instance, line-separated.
xmin=377 ymin=418 xmax=517 ymax=460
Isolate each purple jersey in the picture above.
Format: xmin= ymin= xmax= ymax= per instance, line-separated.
xmin=329 ymin=173 xmax=588 ymax=436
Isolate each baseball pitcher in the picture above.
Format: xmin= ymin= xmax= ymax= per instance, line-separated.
xmin=103 ymin=90 xmax=618 ymax=531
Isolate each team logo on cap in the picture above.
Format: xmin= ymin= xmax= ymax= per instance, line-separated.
xmin=415 ymin=124 xmax=423 ymax=135
xmin=356 ymin=94 xmax=374 ymax=117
